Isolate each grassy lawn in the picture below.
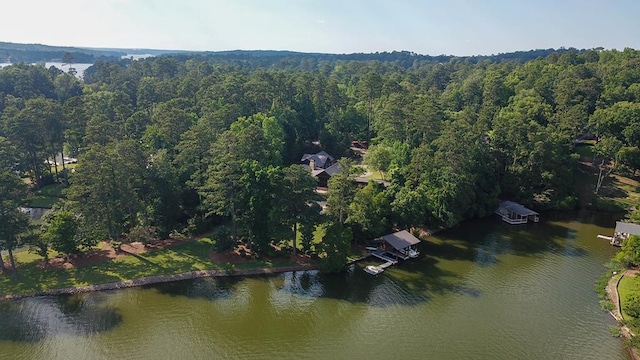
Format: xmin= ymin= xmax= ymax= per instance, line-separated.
xmin=618 ymin=275 xmax=640 ymax=333
xmin=575 ymin=155 xmax=639 ymax=211
xmin=574 ymin=143 xmax=595 ymax=158
xmin=0 ymin=238 xmax=301 ymax=297
xmin=359 ymin=166 xmax=386 ymax=181
xmin=294 ymin=223 xmax=326 ymax=250
xmin=28 ymin=183 xmax=66 ymax=208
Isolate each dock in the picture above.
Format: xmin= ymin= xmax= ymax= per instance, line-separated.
xmin=363 ymin=230 xmax=421 ymax=275
xmin=370 ymin=250 xmax=398 ymax=265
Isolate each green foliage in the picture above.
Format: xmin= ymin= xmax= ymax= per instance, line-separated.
xmin=212 ymin=226 xmax=235 ymax=252
xmin=319 ymin=222 xmax=352 ymax=273
xmin=616 ymin=235 xmax=640 ymax=267
xmin=40 ymin=208 xmax=80 ymax=259
xmin=625 ymin=293 xmax=640 ymax=318
xmin=0 ymin=171 xmax=30 ymax=274
xmin=5 ymin=49 xmax=640 ymax=269
xmin=609 ymin=325 xmax=621 ymax=338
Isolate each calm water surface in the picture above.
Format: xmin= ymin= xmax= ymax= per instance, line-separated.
xmin=0 ymin=211 xmax=629 ymax=359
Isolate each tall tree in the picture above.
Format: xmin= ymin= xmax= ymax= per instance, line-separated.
xmin=274 ymin=165 xmax=319 ymax=256
xmin=326 ymin=158 xmax=363 ymax=225
xmin=0 ymin=171 xmax=29 ymax=275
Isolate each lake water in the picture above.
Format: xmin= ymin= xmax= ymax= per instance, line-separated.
xmin=0 ymin=62 xmax=93 ymax=78
xmin=0 ymin=211 xmax=630 ymax=359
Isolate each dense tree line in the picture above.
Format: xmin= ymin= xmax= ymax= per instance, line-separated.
xmin=2 ymin=47 xmax=640 ymax=272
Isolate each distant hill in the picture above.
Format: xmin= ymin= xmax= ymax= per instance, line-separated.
xmin=0 ymin=41 xmax=185 ymax=63
xmin=0 ymin=40 xmax=586 ymax=66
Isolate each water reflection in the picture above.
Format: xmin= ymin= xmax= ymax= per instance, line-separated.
xmin=150 ymin=277 xmax=238 ymax=301
xmin=0 ymin=212 xmax=629 ymax=359
xmin=0 ymin=301 xmax=44 ymax=342
xmin=0 ymin=295 xmax=122 ymax=343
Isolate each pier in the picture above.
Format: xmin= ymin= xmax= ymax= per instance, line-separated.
xmin=363 ymin=230 xmax=421 ymax=275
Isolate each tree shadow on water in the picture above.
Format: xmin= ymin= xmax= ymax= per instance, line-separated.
xmin=149 ymin=276 xmax=241 ymax=301
xmin=294 ymin=255 xmax=478 ymax=307
xmin=0 ymin=301 xmax=44 ymax=343
xmin=0 ymin=294 xmax=124 ymax=343
xmin=433 ymin=217 xmax=590 ymax=261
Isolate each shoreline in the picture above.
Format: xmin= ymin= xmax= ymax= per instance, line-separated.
xmin=1 ymin=263 xmax=320 ymax=301
xmin=606 ymin=270 xmax=640 ymax=360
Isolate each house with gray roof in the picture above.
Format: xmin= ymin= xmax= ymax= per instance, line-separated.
xmin=301 ymin=151 xmax=335 ymax=170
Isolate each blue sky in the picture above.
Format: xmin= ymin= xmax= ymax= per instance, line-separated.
xmin=2 ymin=0 xmax=639 ymax=55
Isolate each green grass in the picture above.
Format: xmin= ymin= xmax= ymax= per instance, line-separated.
xmin=0 ymin=237 xmax=313 ymax=297
xmin=575 ymin=159 xmax=639 ymax=211
xmin=574 ymin=143 xmax=595 ymax=158
xmin=27 ymin=183 xmax=66 ymax=208
xmin=618 ymin=275 xmax=640 ymax=333
xmin=1 ymin=239 xmax=221 ymax=296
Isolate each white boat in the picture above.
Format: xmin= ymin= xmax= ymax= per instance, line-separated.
xmin=399 ymin=247 xmax=420 ymax=258
xmin=364 ymin=265 xmax=384 ymax=275
xmin=365 ymin=246 xmax=379 ymax=251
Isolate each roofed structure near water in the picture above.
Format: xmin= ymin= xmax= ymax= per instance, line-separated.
xmin=615 ymin=221 xmax=640 ymax=237
xmin=495 ymin=201 xmax=539 ymax=224
xmin=382 ymin=230 xmax=421 ymax=250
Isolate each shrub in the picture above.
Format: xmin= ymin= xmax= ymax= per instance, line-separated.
xmin=624 ymin=293 xmax=640 ymax=318
xmin=213 ymin=227 xmax=235 ymax=252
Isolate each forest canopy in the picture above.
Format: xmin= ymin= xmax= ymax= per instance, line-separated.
xmin=2 ymin=47 xmax=640 ymax=263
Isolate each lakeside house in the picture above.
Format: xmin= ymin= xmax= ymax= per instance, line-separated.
xmin=495 ymin=201 xmax=539 ymax=224
xmin=610 ymin=221 xmax=640 ymax=246
xmin=301 ymin=150 xmax=389 ymax=189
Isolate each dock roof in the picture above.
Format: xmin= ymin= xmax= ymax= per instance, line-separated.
xmin=615 ymin=221 xmax=640 ymax=236
xmin=498 ymin=201 xmax=538 ymax=216
xmin=382 ymin=230 xmax=420 ymax=250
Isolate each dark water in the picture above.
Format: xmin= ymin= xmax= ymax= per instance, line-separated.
xmin=0 ymin=211 xmax=629 ymax=359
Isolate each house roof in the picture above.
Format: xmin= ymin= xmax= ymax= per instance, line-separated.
xmin=615 ymin=221 xmax=640 ymax=236
xmin=301 ymin=151 xmax=334 ymax=168
xmin=311 ymin=162 xmax=340 ymax=177
xmin=382 ymin=230 xmax=420 ymax=250
xmin=498 ymin=201 xmax=538 ymax=216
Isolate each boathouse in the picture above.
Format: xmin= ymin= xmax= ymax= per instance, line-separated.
xmin=495 ymin=201 xmax=539 ymax=224
xmin=380 ymin=230 xmax=421 ymax=260
xmin=611 ymin=221 xmax=640 ymax=246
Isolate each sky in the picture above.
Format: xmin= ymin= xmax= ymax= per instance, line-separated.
xmin=1 ymin=0 xmax=639 ymax=56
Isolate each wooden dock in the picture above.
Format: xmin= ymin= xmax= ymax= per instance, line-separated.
xmin=370 ymin=250 xmax=398 ymax=265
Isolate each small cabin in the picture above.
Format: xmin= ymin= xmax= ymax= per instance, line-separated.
xmin=495 ymin=201 xmax=539 ymax=224
xmin=611 ymin=221 xmax=640 ymax=247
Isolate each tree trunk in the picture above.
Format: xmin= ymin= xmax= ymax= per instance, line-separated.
xmin=31 ymin=151 xmax=41 ymax=189
xmin=7 ymin=248 xmax=17 ymax=275
xmin=0 ymin=251 xmax=6 ymax=273
xmin=52 ymin=152 xmax=59 ymax=181
xmin=61 ymin=147 xmax=68 ymax=186
xmin=292 ymin=222 xmax=298 ymax=257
